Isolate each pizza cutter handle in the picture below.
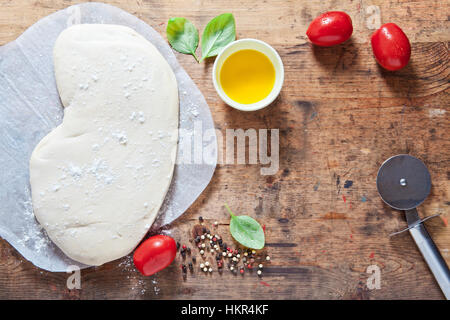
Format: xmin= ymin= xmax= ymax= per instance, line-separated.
xmin=407 ymin=213 xmax=450 ymax=299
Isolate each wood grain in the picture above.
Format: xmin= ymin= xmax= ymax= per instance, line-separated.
xmin=0 ymin=0 xmax=449 ymax=300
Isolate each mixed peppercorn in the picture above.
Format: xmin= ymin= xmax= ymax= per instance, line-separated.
xmin=177 ymin=216 xmax=270 ymax=279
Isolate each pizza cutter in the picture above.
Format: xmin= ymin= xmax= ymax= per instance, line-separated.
xmin=376 ymin=154 xmax=450 ymax=299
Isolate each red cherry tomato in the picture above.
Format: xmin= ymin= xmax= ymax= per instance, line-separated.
xmin=371 ymin=23 xmax=411 ymax=71
xmin=306 ymin=11 xmax=353 ymax=47
xmin=133 ymin=235 xmax=177 ymax=276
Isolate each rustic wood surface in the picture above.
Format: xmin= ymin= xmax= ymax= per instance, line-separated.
xmin=0 ymin=0 xmax=449 ymax=300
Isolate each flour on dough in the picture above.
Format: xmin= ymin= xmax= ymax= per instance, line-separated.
xmin=29 ymin=24 xmax=179 ymax=266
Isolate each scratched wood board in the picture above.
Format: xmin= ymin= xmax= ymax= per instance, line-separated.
xmin=0 ymin=0 xmax=448 ymax=300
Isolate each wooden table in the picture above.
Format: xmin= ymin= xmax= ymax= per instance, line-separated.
xmin=0 ymin=0 xmax=448 ymax=300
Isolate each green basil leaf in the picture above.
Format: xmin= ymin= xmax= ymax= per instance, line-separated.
xmin=166 ymin=17 xmax=199 ymax=62
xmin=200 ymin=13 xmax=236 ymax=61
xmin=226 ymin=204 xmax=265 ymax=249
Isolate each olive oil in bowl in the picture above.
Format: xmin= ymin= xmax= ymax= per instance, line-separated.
xmin=219 ymin=49 xmax=275 ymax=105
xmin=213 ymin=39 xmax=284 ymax=111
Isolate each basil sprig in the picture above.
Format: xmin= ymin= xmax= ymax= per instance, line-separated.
xmin=225 ymin=204 xmax=265 ymax=250
xmin=166 ymin=13 xmax=236 ymax=62
xmin=200 ymin=13 xmax=236 ymax=61
xmin=166 ymin=17 xmax=199 ymax=62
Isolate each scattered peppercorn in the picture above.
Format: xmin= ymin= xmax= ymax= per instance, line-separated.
xmin=199 ymin=216 xmax=204 ymax=223
xmin=182 ymin=218 xmax=271 ymax=279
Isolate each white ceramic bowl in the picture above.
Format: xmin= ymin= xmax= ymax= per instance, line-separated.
xmin=212 ymin=39 xmax=284 ymax=111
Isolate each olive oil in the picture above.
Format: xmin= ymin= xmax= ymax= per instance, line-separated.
xmin=219 ymin=49 xmax=275 ymax=104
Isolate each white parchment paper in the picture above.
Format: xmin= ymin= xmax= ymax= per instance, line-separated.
xmin=0 ymin=2 xmax=217 ymax=272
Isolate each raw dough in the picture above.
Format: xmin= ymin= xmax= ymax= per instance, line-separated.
xmin=29 ymin=24 xmax=179 ymax=266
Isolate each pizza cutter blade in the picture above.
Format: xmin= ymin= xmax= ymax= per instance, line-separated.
xmin=377 ymin=154 xmax=450 ymax=299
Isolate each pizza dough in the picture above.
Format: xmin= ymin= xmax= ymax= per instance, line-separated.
xmin=29 ymin=24 xmax=179 ymax=266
